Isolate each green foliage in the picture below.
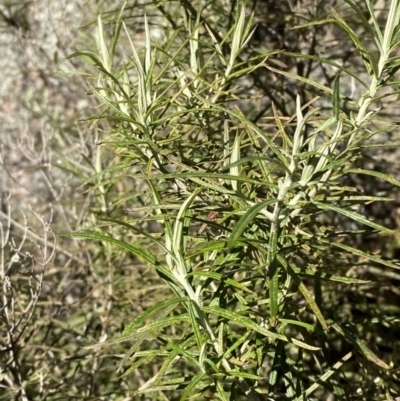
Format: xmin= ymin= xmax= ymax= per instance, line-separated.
xmin=63 ymin=0 xmax=400 ymax=399
xmin=3 ymin=0 xmax=400 ymax=400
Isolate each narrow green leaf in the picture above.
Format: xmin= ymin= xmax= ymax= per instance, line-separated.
xmin=268 ymin=256 xmax=279 ymax=328
xmin=189 ymin=270 xmax=253 ymax=293
xmin=228 ymin=199 xmax=276 ymax=250
xmin=179 ymin=374 xmax=206 ymax=401
xmin=320 ymin=239 xmax=400 ymax=271
xmin=121 ymin=346 xmax=169 ymax=378
xmin=344 ymin=0 xmax=383 ymax=48
xmin=216 ymin=380 xmax=230 ymax=401
xmin=202 ymin=306 xmax=320 ymax=351
xmin=116 ymin=331 xmax=149 ymax=373
xmin=346 ymin=168 xmax=400 ymax=187
xmin=129 ymin=383 xmax=183 ymax=395
xmin=330 ymin=322 xmax=391 ymax=370
xmin=272 ymin=102 xmax=293 ymax=149
xmin=331 ymin=8 xmax=373 ymax=75
xmin=332 ymin=73 xmax=340 ymax=120
xmin=76 ymin=161 xmax=132 ymax=190
xmin=62 ymin=231 xmax=156 ymax=265
xmin=268 ymin=341 xmax=283 ymax=395
xmin=292 ymin=267 xmax=370 ymax=284
xmin=295 ymin=351 xmax=353 ymax=401
xmin=87 ymin=82 xmax=134 ymax=121
xmin=279 ymin=256 xmax=328 ymax=331
xmin=280 ymin=52 xmax=367 ymax=88
xmin=188 ymin=239 xmax=227 ymax=257
xmin=230 ymin=131 xmax=241 ymax=192
xmin=221 ymin=331 xmax=252 ymax=364
xmin=134 ymin=171 xmax=265 ymax=186
xmin=230 ymin=4 xmax=245 ymax=61
xmin=172 ymin=190 xmax=200 ymax=276
xmin=228 ymin=370 xmax=263 ymax=380
xmin=279 ymin=319 xmax=319 ymax=332
xmin=266 ymin=65 xmax=332 ymax=94
xmin=312 ymin=200 xmax=396 ymax=235
xmin=110 ymin=2 xmax=126 ymax=60
xmin=122 ymin=298 xmax=182 ymax=335
xmin=100 ymin=217 xmax=168 ymax=251
xmin=136 ymin=314 xmax=191 ymax=335
xmin=97 ymin=15 xmax=110 ymax=72
xmin=146 ymin=179 xmax=174 ymax=239
xmin=110 ymin=314 xmax=193 ymax=349
xmin=153 ymin=337 xmax=198 ymax=386
xmin=186 ymin=300 xmax=204 ymax=350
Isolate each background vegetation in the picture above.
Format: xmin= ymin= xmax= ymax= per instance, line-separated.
xmin=1 ymin=0 xmax=400 ymax=400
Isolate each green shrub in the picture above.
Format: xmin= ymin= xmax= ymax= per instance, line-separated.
xmin=65 ymin=0 xmax=400 ymax=399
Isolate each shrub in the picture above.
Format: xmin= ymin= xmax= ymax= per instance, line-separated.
xmin=62 ymin=0 xmax=400 ymax=399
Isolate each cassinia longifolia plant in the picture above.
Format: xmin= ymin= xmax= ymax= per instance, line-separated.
xmin=65 ymin=1 xmax=400 ymax=399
